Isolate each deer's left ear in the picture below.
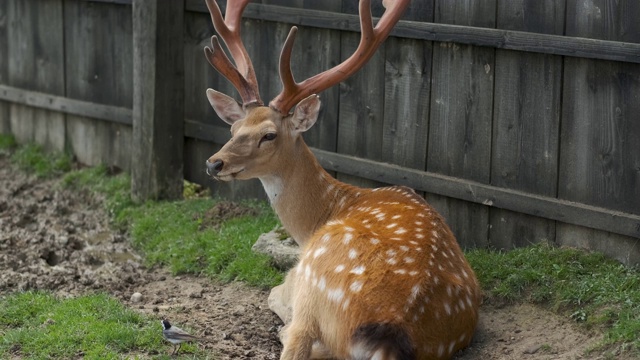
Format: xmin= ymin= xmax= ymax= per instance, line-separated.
xmin=291 ymin=94 xmax=321 ymax=133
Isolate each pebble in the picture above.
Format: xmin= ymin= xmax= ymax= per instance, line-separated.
xmin=130 ymin=292 xmax=143 ymax=303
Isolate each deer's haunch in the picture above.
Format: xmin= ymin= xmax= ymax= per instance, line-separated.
xmin=281 ymin=185 xmax=480 ymax=359
xmin=202 ymin=1 xmax=481 ymax=359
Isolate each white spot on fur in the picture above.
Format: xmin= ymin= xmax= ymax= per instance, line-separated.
xmin=386 ymin=249 xmax=397 ymax=256
xmin=394 ymin=269 xmax=407 ymax=274
xmin=335 ymin=264 xmax=345 ymax=273
xmin=438 ymin=343 xmax=444 ymax=357
xmin=408 ymin=284 xmax=420 ymax=304
xmin=327 ymin=288 xmax=344 ymax=303
xmin=318 ymin=276 xmax=326 ymax=291
xmin=321 ymin=233 xmax=331 ymax=243
xmin=394 ymin=227 xmax=407 ymax=234
xmin=342 ymin=298 xmax=350 ymax=310
xmin=386 ymin=258 xmax=397 ymax=265
xmin=399 ymin=245 xmax=409 ymax=251
xmin=392 ymin=214 xmax=401 ymax=220
xmin=409 ymin=270 xmax=418 ymax=276
xmin=313 ymin=247 xmax=327 ymax=258
xmin=348 ymin=249 xmax=358 ymax=259
xmin=370 ymin=238 xmax=380 ymax=245
xmin=448 ymin=341 xmax=456 ymax=355
xmin=404 ymin=257 xmax=415 ymax=263
xmin=444 ymin=302 xmax=451 ymax=315
xmin=350 ymin=281 xmax=363 ymax=292
xmin=387 ymin=223 xmax=398 ymax=229
xmin=343 ymin=233 xmax=353 ymax=245
xmin=350 ymin=265 xmax=366 ymax=275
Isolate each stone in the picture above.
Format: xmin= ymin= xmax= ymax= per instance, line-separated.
xmin=251 ymin=227 xmax=299 ymax=270
xmin=130 ymin=292 xmax=143 ymax=303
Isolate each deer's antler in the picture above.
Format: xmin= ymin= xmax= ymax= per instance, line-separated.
xmin=269 ymin=0 xmax=410 ymax=115
xmin=204 ymin=0 xmax=262 ymax=108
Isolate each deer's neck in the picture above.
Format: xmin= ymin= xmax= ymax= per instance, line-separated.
xmin=259 ymin=142 xmax=356 ymax=248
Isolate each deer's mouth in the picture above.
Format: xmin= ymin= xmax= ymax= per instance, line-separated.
xmin=210 ymin=168 xmax=245 ymax=181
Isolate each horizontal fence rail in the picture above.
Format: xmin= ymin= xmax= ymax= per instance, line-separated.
xmin=183 ymin=120 xmax=640 ymax=240
xmin=0 ymin=85 xmax=133 ymax=125
xmin=186 ymin=1 xmax=640 ymax=64
xmin=2 ymin=85 xmax=637 ymax=239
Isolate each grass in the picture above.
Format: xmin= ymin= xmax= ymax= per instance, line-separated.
xmin=0 ymin=291 xmax=208 ymax=359
xmin=467 ymin=244 xmax=640 ymax=352
xmin=126 ymin=198 xmax=282 ymax=288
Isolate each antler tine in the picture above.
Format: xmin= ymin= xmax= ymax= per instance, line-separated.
xmin=204 ymin=0 xmax=262 ymax=107
xmin=269 ymin=0 xmax=410 ymax=115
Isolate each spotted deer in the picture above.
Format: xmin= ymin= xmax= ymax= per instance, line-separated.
xmin=202 ymin=0 xmax=481 ymax=359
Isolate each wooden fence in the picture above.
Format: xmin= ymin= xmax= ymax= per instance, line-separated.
xmin=1 ymin=0 xmax=639 ymax=265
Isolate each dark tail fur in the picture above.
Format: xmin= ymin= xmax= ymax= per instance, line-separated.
xmin=351 ymin=323 xmax=416 ymax=360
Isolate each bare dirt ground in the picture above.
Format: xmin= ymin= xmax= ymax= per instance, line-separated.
xmin=0 ymin=153 xmax=625 ymax=359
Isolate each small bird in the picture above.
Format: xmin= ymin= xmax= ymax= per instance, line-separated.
xmin=161 ymin=319 xmax=202 ymax=355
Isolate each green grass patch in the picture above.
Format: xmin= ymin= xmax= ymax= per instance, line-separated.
xmin=11 ymin=143 xmax=72 ymax=178
xmin=0 ymin=134 xmax=17 ymax=151
xmin=467 ymin=243 xmax=640 ymax=352
xmin=128 ymin=199 xmax=282 ymax=288
xmin=0 ymin=291 xmax=206 ymax=359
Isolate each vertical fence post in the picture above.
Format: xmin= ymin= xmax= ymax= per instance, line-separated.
xmin=131 ymin=0 xmax=184 ymax=201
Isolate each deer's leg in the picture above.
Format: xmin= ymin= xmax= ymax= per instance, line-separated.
xmin=268 ymin=269 xmax=296 ymax=323
xmin=280 ymin=322 xmax=314 ymax=360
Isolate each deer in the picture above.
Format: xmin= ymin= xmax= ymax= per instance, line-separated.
xmin=202 ymin=0 xmax=481 ymax=359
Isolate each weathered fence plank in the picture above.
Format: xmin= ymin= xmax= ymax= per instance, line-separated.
xmin=7 ymin=0 xmax=65 ymax=152
xmin=0 ymin=0 xmax=8 ymax=133
xmin=381 ymin=1 xmax=433 ymax=171
xmin=489 ymin=0 xmax=565 ymax=249
xmin=131 ymin=0 xmax=184 ymax=201
xmin=557 ymin=0 xmax=640 ymax=264
xmin=335 ymin=2 xmax=386 ymax=189
xmin=426 ymin=0 xmax=496 ymax=248
xmin=64 ymin=0 xmax=133 ymax=171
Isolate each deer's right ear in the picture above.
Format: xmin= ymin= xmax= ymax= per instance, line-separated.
xmin=206 ymin=89 xmax=246 ymax=125
xmin=291 ymin=94 xmax=321 ymax=133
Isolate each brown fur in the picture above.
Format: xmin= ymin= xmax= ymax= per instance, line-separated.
xmin=206 ymin=96 xmax=481 ymax=360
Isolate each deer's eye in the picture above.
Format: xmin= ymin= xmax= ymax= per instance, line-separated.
xmin=259 ymin=132 xmax=277 ymax=147
xmin=263 ymin=133 xmax=277 ymax=141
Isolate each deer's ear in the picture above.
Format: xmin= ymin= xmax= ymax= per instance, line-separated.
xmin=291 ymin=94 xmax=321 ymax=133
xmin=206 ymin=89 xmax=246 ymax=125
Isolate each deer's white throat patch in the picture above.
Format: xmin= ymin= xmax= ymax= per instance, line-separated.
xmin=260 ymin=176 xmax=284 ymax=205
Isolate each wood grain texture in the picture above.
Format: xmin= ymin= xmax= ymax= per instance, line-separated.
xmin=64 ymin=0 xmax=133 ymax=170
xmin=7 ymin=0 xmax=65 ymax=151
xmin=427 ymin=0 xmax=496 ymax=248
xmin=132 ymin=0 xmax=184 ymax=201
xmin=336 ymin=26 xmax=386 ymax=188
xmin=0 ymin=0 xmax=8 ymax=133
xmin=557 ymin=0 xmax=640 ymax=262
xmin=489 ymin=0 xmax=565 ymax=250
xmin=185 ymin=1 xmax=640 ymax=64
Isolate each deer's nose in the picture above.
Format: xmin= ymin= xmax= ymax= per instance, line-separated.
xmin=206 ymin=159 xmax=224 ymax=176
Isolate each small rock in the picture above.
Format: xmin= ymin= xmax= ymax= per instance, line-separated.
xmin=252 ymin=228 xmax=299 ymax=270
xmin=130 ymin=292 xmax=143 ymax=303
xmin=523 ymin=344 xmax=542 ymax=355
